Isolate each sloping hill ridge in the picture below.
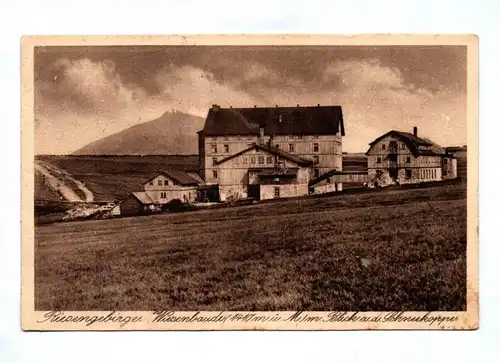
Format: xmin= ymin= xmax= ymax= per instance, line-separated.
xmin=73 ymin=110 xmax=205 ymax=155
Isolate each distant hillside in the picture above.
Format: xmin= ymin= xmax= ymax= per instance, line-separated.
xmin=73 ymin=110 xmax=205 ymax=155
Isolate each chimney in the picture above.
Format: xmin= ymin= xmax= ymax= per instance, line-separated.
xmin=259 ymin=126 xmax=265 ymax=145
xmin=413 ymin=126 xmax=418 ymax=137
xmin=212 ymin=104 xmax=220 ymax=112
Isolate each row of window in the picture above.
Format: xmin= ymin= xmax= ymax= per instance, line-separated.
xmin=419 ymin=169 xmax=437 ymax=179
xmin=210 ymin=167 xmax=321 ymax=179
xmin=381 ymin=142 xmax=406 ymax=150
xmin=213 ymin=154 xmax=320 ymax=166
xmin=149 ymin=179 xmax=172 ymax=187
xmin=209 ymin=143 xmax=321 ymax=154
xmin=376 ymin=156 xmax=412 ymax=164
xmin=376 ymin=169 xmax=437 ymax=180
xmin=206 ymin=135 xmax=321 ymax=141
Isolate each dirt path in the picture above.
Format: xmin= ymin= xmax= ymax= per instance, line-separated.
xmin=35 ymin=161 xmax=94 ymax=202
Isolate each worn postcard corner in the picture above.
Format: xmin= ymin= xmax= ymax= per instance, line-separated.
xmin=21 ymin=34 xmax=478 ymax=331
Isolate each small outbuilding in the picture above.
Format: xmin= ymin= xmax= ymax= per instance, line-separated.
xmin=119 ymin=192 xmax=158 ymax=217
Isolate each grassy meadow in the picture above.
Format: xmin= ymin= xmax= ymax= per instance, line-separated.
xmin=35 ymin=182 xmax=467 ymax=311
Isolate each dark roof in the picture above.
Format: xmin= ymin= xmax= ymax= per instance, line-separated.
xmin=199 ymin=105 xmax=345 ymax=136
xmin=144 ymin=170 xmax=201 ymax=186
xmin=215 ymin=144 xmax=313 ymax=167
xmin=366 ymin=130 xmax=449 ymax=157
xmin=130 ymin=192 xmax=155 ymax=205
xmin=309 ymin=169 xmax=368 ymax=187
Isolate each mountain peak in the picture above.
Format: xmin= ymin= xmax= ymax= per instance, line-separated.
xmin=73 ymin=110 xmax=205 ymax=155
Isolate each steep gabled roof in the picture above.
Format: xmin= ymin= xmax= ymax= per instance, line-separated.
xmin=366 ymin=130 xmax=441 ymax=157
xmin=144 ymin=170 xmax=201 ymax=186
xmin=199 ymin=105 xmax=345 ymax=136
xmin=215 ymin=144 xmax=313 ymax=167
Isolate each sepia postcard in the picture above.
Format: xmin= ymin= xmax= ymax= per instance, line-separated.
xmin=21 ymin=34 xmax=478 ymax=331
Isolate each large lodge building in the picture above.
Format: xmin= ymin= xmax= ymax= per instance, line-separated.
xmin=197 ymin=104 xmax=346 ymax=201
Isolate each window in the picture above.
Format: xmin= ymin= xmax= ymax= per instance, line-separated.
xmin=401 ymin=144 xmax=406 ymax=150
xmin=289 ymin=135 xmax=294 ymax=140
xmin=212 ymin=170 xmax=218 ymax=178
xmin=275 ymin=144 xmax=280 ymax=149
xmin=211 ymin=144 xmax=217 ymax=153
xmin=158 ymin=179 xmax=163 ymax=186
xmin=250 ymin=157 xmax=256 ymax=164
xmin=224 ymin=144 xmax=229 ymax=153
xmin=223 ymin=136 xmax=229 ymax=140
xmin=160 ymin=192 xmax=166 ymax=199
xmin=165 ymin=180 xmax=170 ymax=186
xmin=326 ymin=177 xmax=331 ymax=183
xmin=314 ymin=169 xmax=320 ymax=178
xmin=242 ymin=157 xmax=248 ymax=164
xmin=258 ymin=156 xmax=264 ymax=164
xmin=313 ymin=143 xmax=319 ymax=152
xmin=297 ymin=135 xmax=303 ymax=139
xmin=406 ymin=156 xmax=411 ymax=163
xmin=382 ymin=144 xmax=386 ymax=150
xmin=313 ymin=135 xmax=319 ymax=139
xmin=313 ymin=155 xmax=319 ymax=164
xmin=266 ymin=156 xmax=273 ymax=164
xmin=212 ymin=157 xmax=217 ymax=165
xmin=274 ymin=187 xmax=280 ymax=198
xmin=236 ymin=135 xmax=241 ymax=140
xmin=149 ymin=182 xmax=153 ymax=186
xmin=377 ymin=157 xmax=381 ymax=164
xmin=405 ymin=169 xmax=412 ymax=179
xmin=289 ymin=144 xmax=295 ymax=152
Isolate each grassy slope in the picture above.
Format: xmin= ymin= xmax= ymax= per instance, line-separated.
xmin=35 ymin=183 xmax=466 ymax=311
xmin=36 ymin=155 xmax=199 ymax=201
xmin=35 ymin=172 xmax=62 ymax=201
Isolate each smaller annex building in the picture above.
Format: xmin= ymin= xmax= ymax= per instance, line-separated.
xmin=113 ymin=170 xmax=204 ymax=217
xmin=143 ymin=170 xmax=202 ymax=204
xmin=214 ymin=143 xmax=313 ymax=201
xmin=365 ymin=127 xmax=457 ymax=186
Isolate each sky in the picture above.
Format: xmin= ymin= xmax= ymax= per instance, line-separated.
xmin=34 ymin=45 xmax=467 ymax=154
